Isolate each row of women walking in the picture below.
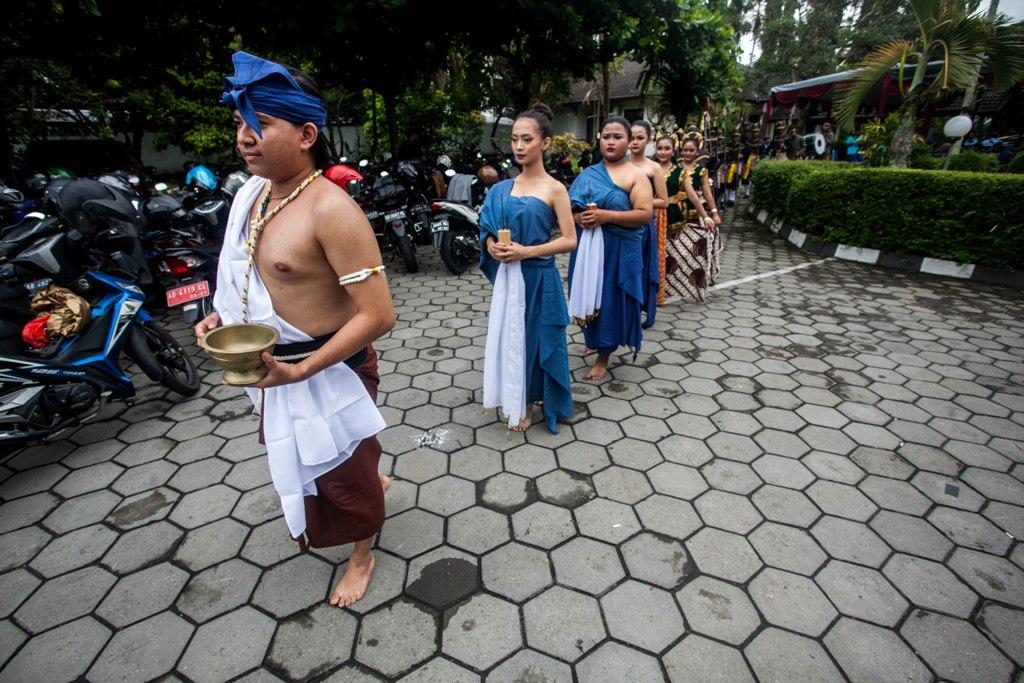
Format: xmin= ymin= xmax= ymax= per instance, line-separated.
xmin=479 ymin=104 xmax=724 ymax=433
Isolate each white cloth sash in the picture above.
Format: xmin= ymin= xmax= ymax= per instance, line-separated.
xmin=213 ymin=176 xmax=386 ymax=539
xmin=568 ymin=226 xmax=604 ymax=324
xmin=482 ymin=261 xmax=526 ymax=427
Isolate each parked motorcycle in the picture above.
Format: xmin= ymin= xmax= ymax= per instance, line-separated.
xmin=347 ymin=161 xmax=418 ymax=274
xmin=0 ymin=269 xmax=199 ymax=444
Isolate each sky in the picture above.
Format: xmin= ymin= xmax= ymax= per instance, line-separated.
xmin=738 ymin=0 xmax=1024 ymax=65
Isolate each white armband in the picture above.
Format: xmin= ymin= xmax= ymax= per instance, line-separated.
xmin=338 ymin=265 xmax=385 ymax=286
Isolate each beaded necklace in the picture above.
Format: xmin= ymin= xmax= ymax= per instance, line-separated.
xmin=241 ymin=168 xmax=322 ymax=322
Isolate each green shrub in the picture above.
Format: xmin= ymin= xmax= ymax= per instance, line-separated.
xmin=947 ymin=150 xmax=1000 ymax=173
xmin=1007 ymin=151 xmax=1024 ymax=174
xmin=751 ymin=162 xmax=1024 ymax=270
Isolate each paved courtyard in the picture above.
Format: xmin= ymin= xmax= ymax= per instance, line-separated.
xmin=1 ymin=200 xmax=1023 ymax=682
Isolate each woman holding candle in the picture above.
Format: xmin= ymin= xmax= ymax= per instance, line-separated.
xmin=479 ymin=103 xmax=577 ymax=432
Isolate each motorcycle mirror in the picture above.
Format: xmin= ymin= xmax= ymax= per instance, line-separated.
xmin=380 ymin=171 xmax=389 ymax=178
xmin=444 ymin=169 xmax=456 ymax=178
xmin=359 ymin=159 xmax=369 ymax=168
xmin=339 ymin=156 xmax=348 ymax=163
xmin=154 ymin=182 xmax=169 ymax=192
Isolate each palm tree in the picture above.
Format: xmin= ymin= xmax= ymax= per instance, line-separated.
xmin=834 ymin=0 xmax=1024 ymax=168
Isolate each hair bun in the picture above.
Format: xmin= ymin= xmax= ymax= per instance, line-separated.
xmin=530 ymin=102 xmax=554 ymax=122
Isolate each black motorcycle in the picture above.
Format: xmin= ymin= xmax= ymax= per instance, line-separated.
xmin=351 ymin=161 xmax=418 ymax=274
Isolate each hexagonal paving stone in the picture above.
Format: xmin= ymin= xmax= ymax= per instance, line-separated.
xmin=751 ymin=454 xmax=813 ymax=490
xmin=901 ymin=609 xmax=1014 ymax=683
xmin=749 ymin=523 xmax=827 ymax=576
xmin=749 ymin=568 xmax=838 ymax=637
xmin=647 ymin=462 xmax=708 ymax=500
xmin=482 ymin=542 xmax=553 ymax=603
xmin=29 ymin=523 xmax=118 ymax=578
xmin=634 ymin=494 xmax=702 ymax=542
xmin=927 ymin=506 xmax=1013 ymax=555
xmin=706 ymin=432 xmax=761 ymax=463
xmin=417 ymin=475 xmax=475 ymax=516
xmin=405 ymin=546 xmax=478 ymax=611
xmin=0 ymin=526 xmax=50 ymax=574
xmin=857 ymin=475 xmax=932 ymax=516
xmin=620 ymin=532 xmax=691 ymax=588
xmin=170 ymin=484 xmax=240 ymax=529
xmin=378 ymin=509 xmax=444 ymax=558
xmin=883 ymin=554 xmax=977 ymax=618
xmin=701 ymin=460 xmax=762 ymax=496
xmin=1 ymin=616 xmax=110 ymax=683
xmin=803 ymin=451 xmax=865 ymax=485
xmin=96 ymin=562 xmax=189 ymax=628
xmin=355 ymin=599 xmax=437 ymax=678
xmin=551 ymin=537 xmax=625 ymax=595
xmin=961 ymin=467 xmax=1024 ymax=504
xmin=694 ymin=490 xmax=763 ymax=534
xmin=400 ymin=657 xmax=477 ymax=682
xmin=42 ymin=490 xmax=121 ymax=535
xmin=869 ymin=511 xmax=953 ymax=562
xmin=446 ymin=505 xmax=510 ymax=555
xmin=176 ymin=558 xmax=261 ymax=623
xmin=676 ymin=575 xmax=760 ymax=646
xmin=523 ymin=585 xmax=606 ymax=662
xmin=449 ymin=445 xmax=502 ymax=483
xmin=555 ymin=441 xmax=611 ymax=475
xmin=442 ymin=593 xmax=522 ymax=670
xmin=608 ymin=438 xmax=662 ymax=471
xmin=824 ymin=617 xmax=930 ymax=683
xmin=88 ymin=611 xmax=193 ymax=683
xmin=658 ymin=435 xmax=714 ymax=467
xmin=592 ymin=466 xmax=653 ymax=504
xmin=811 ymin=516 xmax=891 ymax=568
xmin=911 ymin=472 xmax=985 ymax=512
xmin=815 ymin=560 xmax=908 ymax=627
xmin=393 ymin=448 xmax=447 ymax=484
xmin=172 ymin=517 xmax=249 ymax=572
xmin=536 ymin=469 xmax=596 ymax=508
xmin=512 ymin=501 xmax=575 ymax=549
xmin=806 ymin=480 xmax=877 ymax=522
xmin=744 ymin=628 xmax=843 ymax=682
xmin=977 ymin=601 xmax=1024 ymax=667
xmin=686 ymin=528 xmax=762 ymax=583
xmin=751 ymin=485 xmax=820 ymax=527
xmin=504 ymin=444 xmax=558 ymax=478
xmin=480 ymin=472 xmax=533 ymax=512
xmin=0 ymin=570 xmax=39 ymax=620
xmin=663 ymin=634 xmax=754 ymax=682
xmin=574 ymin=498 xmax=641 ymax=544
xmin=52 ymin=462 xmax=122 ymax=499
xmin=948 ymin=548 xmax=1024 ymax=608
xmin=266 ymin=603 xmax=357 ymax=681
xmin=178 ymin=606 xmax=277 ymax=683
xmin=252 ymin=554 xmax=333 ymax=617
xmin=487 ymin=649 xmax=573 ymax=683
xmin=575 ymin=640 xmax=662 ymax=680
xmin=13 ymin=566 xmax=115 ymax=634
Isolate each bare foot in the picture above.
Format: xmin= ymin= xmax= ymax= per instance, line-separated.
xmin=379 ymin=474 xmax=391 ymax=493
xmin=330 ymin=545 xmax=375 ymax=608
xmin=510 ymin=405 xmax=534 ymax=432
xmin=584 ymin=354 xmax=610 ymax=381
xmin=582 ymin=346 xmax=597 ymax=356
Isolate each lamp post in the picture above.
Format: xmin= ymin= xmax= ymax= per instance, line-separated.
xmin=943 ymin=114 xmax=973 ymax=169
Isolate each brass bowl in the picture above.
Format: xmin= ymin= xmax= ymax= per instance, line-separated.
xmin=199 ymin=323 xmax=279 ymax=386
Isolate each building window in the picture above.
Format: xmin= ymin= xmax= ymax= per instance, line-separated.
xmin=623 ymin=108 xmax=644 ymax=124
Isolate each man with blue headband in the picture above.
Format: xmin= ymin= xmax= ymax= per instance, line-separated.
xmin=195 ymin=51 xmax=396 ymax=608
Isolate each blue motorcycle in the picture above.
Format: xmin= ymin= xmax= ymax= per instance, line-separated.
xmin=0 ymin=270 xmax=199 ymax=444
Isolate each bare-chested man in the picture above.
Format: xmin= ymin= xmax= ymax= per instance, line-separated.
xmin=567 ymin=116 xmax=654 ymax=380
xmin=195 ymin=52 xmax=394 ymax=607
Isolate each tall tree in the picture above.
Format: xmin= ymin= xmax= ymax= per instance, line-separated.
xmin=834 ymin=0 xmax=1024 ymax=167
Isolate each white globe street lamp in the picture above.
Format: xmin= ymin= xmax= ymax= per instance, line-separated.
xmin=944 ymin=114 xmax=973 ymax=139
xmin=943 ymin=114 xmax=974 ymax=169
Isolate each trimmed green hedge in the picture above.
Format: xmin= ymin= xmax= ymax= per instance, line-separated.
xmin=750 ymin=161 xmax=1024 ymax=270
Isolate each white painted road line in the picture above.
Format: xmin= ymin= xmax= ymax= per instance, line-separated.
xmin=710 ymin=257 xmax=835 ymax=291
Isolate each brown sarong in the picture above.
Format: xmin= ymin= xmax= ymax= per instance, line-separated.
xmin=258 ymin=346 xmax=386 ymax=549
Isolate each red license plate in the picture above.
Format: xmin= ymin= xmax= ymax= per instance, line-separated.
xmin=166 ymin=280 xmax=210 ymax=307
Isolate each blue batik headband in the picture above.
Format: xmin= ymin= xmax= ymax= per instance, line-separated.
xmin=220 ymin=51 xmax=327 ymax=138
